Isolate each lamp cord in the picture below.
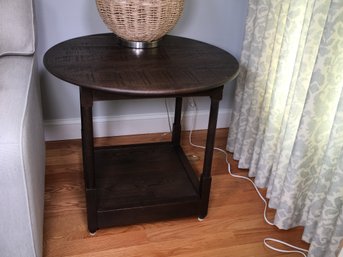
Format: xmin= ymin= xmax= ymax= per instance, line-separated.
xmin=168 ymin=97 xmax=309 ymax=256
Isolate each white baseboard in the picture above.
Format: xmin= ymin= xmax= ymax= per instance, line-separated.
xmin=44 ymin=109 xmax=232 ymax=141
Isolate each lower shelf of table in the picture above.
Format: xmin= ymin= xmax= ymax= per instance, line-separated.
xmin=92 ymin=142 xmax=202 ymax=228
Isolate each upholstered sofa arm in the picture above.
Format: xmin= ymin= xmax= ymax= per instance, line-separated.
xmin=0 ymin=56 xmax=45 ymax=257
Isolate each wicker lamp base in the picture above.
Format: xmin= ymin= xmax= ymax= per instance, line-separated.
xmin=96 ymin=0 xmax=184 ymax=48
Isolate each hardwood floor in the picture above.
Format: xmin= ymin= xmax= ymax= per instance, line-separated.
xmin=44 ymin=129 xmax=309 ymax=257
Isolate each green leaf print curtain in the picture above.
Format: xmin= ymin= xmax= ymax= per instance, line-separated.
xmin=226 ymin=0 xmax=343 ymax=256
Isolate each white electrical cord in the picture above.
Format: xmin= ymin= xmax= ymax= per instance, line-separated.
xmin=185 ymin=97 xmax=309 ymax=257
xmin=188 ymin=128 xmax=274 ymax=226
xmin=164 ymin=98 xmax=173 ymax=133
xmin=264 ymin=238 xmax=308 ymax=257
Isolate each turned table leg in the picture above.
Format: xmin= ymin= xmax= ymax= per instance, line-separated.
xmin=199 ymin=87 xmax=223 ymax=219
xmin=172 ymin=97 xmax=183 ymax=146
xmin=80 ymin=88 xmax=97 ymax=234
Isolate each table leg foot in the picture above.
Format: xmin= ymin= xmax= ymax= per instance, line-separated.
xmin=198 ymin=217 xmax=205 ymax=222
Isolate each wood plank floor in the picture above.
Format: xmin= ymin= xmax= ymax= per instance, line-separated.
xmin=44 ymin=129 xmax=309 ymax=257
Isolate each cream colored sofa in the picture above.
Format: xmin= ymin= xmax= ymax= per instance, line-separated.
xmin=0 ymin=0 xmax=45 ymax=256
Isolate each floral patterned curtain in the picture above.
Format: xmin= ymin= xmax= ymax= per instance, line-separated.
xmin=227 ymin=0 xmax=343 ymax=256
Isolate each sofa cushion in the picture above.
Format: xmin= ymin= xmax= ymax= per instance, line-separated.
xmin=0 ymin=0 xmax=35 ymax=56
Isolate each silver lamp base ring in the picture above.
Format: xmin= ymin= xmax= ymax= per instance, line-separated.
xmin=120 ymin=39 xmax=159 ymax=49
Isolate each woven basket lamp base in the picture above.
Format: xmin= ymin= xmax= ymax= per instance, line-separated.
xmin=96 ymin=0 xmax=185 ymax=49
xmin=119 ymin=38 xmax=159 ymax=49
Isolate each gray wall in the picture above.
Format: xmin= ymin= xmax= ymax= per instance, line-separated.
xmin=34 ymin=0 xmax=248 ymax=138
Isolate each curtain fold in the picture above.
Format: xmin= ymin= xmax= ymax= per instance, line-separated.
xmin=227 ymin=0 xmax=343 ymax=256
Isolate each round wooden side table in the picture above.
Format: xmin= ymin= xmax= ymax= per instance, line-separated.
xmin=44 ymin=34 xmax=239 ymax=233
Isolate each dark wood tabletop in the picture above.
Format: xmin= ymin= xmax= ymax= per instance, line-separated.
xmin=44 ymin=34 xmax=239 ymax=97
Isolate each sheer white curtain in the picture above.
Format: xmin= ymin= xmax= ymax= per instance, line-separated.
xmin=227 ymin=0 xmax=343 ymax=256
